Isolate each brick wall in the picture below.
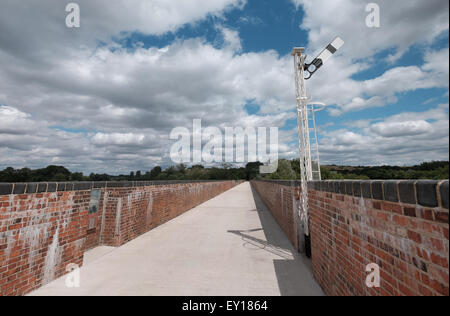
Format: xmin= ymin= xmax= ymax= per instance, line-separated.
xmin=308 ymin=180 xmax=448 ymax=296
xmin=0 ymin=180 xmax=240 ymax=296
xmin=100 ymin=181 xmax=241 ymax=247
xmin=251 ymin=180 xmax=449 ymax=296
xmin=251 ymin=180 xmax=301 ymax=251
xmin=0 ymin=183 xmax=89 ymax=296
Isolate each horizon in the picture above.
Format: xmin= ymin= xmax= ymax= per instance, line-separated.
xmin=1 ymin=160 xmax=448 ymax=178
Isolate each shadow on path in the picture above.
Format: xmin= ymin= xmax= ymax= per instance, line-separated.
xmin=244 ymin=184 xmax=321 ymax=296
xmin=227 ymin=229 xmax=294 ymax=260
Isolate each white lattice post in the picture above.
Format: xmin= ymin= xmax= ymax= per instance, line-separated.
xmin=292 ymin=48 xmax=311 ymax=255
xmin=291 ymin=38 xmax=344 ymax=255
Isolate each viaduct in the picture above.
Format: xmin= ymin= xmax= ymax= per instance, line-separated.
xmin=0 ymin=179 xmax=448 ymax=296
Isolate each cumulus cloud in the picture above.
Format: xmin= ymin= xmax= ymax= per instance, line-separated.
xmin=217 ymin=26 xmax=243 ymax=52
xmin=319 ymin=104 xmax=449 ymax=165
xmin=370 ymin=120 xmax=432 ymax=138
xmin=0 ymin=34 xmax=294 ymax=172
xmin=326 ymin=48 xmax=449 ymax=116
xmin=290 ymin=0 xmax=449 ymax=116
xmin=0 ymin=1 xmax=448 ymax=172
xmin=293 ymin=0 xmax=448 ymax=60
xmin=0 ymin=106 xmax=40 ymax=135
xmin=92 ymin=133 xmax=146 ymax=146
xmin=0 ymin=0 xmax=246 ymax=60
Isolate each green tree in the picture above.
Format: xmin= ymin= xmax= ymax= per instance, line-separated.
xmin=71 ymin=172 xmax=84 ymax=181
xmin=245 ymin=162 xmax=263 ymax=180
xmin=176 ymin=164 xmax=187 ymax=174
xmin=150 ymin=166 xmax=162 ymax=179
xmin=265 ymin=159 xmax=297 ymax=180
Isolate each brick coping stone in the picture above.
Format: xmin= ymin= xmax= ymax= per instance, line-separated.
xmin=0 ymin=180 xmax=240 ymax=195
xmin=252 ymin=179 xmax=449 ymax=210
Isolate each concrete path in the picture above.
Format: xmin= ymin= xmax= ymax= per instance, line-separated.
xmin=29 ymin=182 xmax=323 ymax=296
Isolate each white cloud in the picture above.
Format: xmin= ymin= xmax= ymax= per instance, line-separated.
xmin=384 ymin=103 xmax=449 ymax=123
xmin=217 ymin=26 xmax=242 ymax=52
xmin=0 ymin=0 xmax=246 ymax=59
xmin=318 ymin=47 xmax=449 ymax=116
xmin=319 ymin=104 xmax=449 ymax=165
xmin=0 ymin=106 xmax=39 ymax=135
xmin=0 ymin=32 xmax=294 ymax=129
xmin=0 ymin=1 xmax=448 ymax=172
xmin=92 ymin=133 xmax=146 ymax=146
xmin=423 ymin=47 xmax=450 ymax=76
xmin=0 ymin=33 xmax=295 ymax=172
xmin=294 ymin=0 xmax=448 ymax=60
xmin=370 ymin=120 xmax=432 ymax=138
xmin=289 ymin=0 xmax=449 ymax=116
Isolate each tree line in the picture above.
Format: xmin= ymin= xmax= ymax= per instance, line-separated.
xmin=263 ymin=160 xmax=449 ymax=181
xmin=0 ymin=161 xmax=448 ymax=183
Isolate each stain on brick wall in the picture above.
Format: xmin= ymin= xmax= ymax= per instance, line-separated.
xmin=0 ymin=180 xmax=240 ymax=296
xmin=100 ymin=181 xmax=240 ymax=247
xmin=308 ymin=180 xmax=449 ymax=296
xmin=0 ymin=188 xmax=88 ymax=296
xmin=251 ymin=180 xmax=448 ymax=296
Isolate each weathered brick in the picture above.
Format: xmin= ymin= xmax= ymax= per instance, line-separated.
xmin=361 ymin=181 xmax=372 ymax=199
xmin=0 ymin=180 xmax=240 ymax=296
xmin=47 ymin=183 xmax=57 ymax=192
xmin=345 ymin=182 xmax=353 ymax=196
xmin=0 ymin=184 xmax=13 ymax=196
xmin=25 ymin=183 xmax=37 ymax=194
xmin=403 ymin=207 xmax=416 ymax=218
xmin=12 ymin=184 xmax=26 ymax=195
xmin=352 ymin=182 xmax=362 ymax=197
xmin=384 ymin=181 xmax=399 ymax=202
xmin=418 ymin=209 xmax=433 ymax=222
xmin=430 ymin=280 xmax=449 ymax=296
xmin=338 ymin=182 xmax=346 ymax=195
xmin=371 ymin=181 xmax=383 ymax=200
xmin=398 ymin=181 xmax=416 ymax=205
xmin=439 ymin=181 xmax=449 ymax=210
xmin=73 ymin=182 xmax=92 ymax=191
xmin=434 ymin=211 xmax=449 ymax=224
xmin=416 ymin=181 xmax=438 ymax=208
xmin=443 ymin=227 xmax=449 ymax=240
xmin=57 ymin=182 xmax=66 ymax=192
xmin=37 ymin=183 xmax=47 ymax=193
xmin=255 ymin=178 xmax=449 ymax=296
xmin=93 ymin=182 xmax=107 ymax=189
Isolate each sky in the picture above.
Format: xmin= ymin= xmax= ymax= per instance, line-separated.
xmin=0 ymin=0 xmax=448 ymax=174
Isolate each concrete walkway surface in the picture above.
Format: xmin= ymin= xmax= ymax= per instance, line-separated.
xmin=29 ymin=182 xmax=324 ymax=296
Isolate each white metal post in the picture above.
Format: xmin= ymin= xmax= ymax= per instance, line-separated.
xmin=310 ymin=103 xmax=323 ymax=181
xmin=291 ymin=38 xmax=343 ymax=244
xmin=292 ymin=48 xmax=311 ymax=237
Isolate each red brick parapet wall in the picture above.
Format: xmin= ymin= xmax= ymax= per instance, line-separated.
xmin=251 ymin=180 xmax=301 ymax=251
xmin=251 ymin=180 xmax=449 ymax=296
xmin=0 ymin=180 xmax=241 ymax=296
